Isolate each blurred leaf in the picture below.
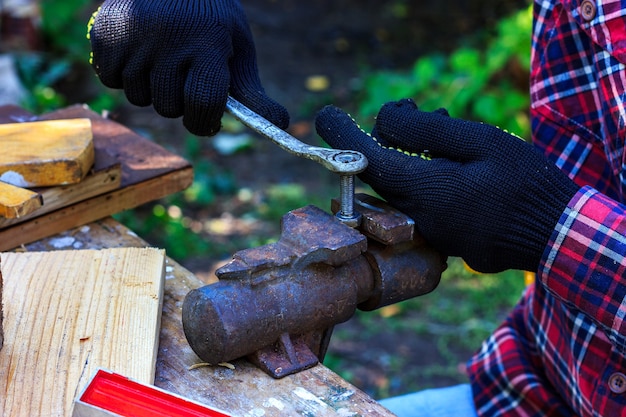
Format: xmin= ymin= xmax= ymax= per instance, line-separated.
xmin=356 ymin=5 xmax=532 ymax=139
xmin=40 ymin=0 xmax=95 ymax=59
xmin=212 ymin=133 xmax=255 ymax=156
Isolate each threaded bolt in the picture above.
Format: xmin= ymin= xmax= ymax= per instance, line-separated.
xmin=333 ymin=152 xmax=362 ymax=227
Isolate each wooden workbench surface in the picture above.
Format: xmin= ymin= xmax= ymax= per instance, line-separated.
xmin=22 ymin=218 xmax=396 ymax=417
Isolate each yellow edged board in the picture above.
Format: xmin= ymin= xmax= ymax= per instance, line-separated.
xmin=0 ymin=118 xmax=94 ymax=187
xmin=0 ymin=181 xmax=43 ymax=219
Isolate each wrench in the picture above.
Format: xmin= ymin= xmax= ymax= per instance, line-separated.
xmin=225 ymin=96 xmax=368 ymax=226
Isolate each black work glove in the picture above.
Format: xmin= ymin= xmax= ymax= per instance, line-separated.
xmin=316 ymin=99 xmax=580 ymax=273
xmin=88 ymin=0 xmax=289 ymax=136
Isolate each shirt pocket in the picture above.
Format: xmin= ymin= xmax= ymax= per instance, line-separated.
xmin=531 ymin=0 xmax=626 ymax=199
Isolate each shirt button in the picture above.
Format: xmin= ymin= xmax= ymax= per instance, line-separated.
xmin=609 ymin=372 xmax=626 ymax=394
xmin=580 ymin=0 xmax=597 ymax=21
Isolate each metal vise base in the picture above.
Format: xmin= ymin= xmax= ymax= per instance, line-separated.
xmin=182 ymin=197 xmax=446 ymax=378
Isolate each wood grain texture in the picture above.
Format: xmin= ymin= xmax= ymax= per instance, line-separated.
xmin=0 ymin=118 xmax=94 ymax=187
xmin=23 ymin=219 xmax=396 ymax=417
xmin=0 ymin=105 xmax=193 ymax=251
xmin=0 ymin=247 xmax=165 ymax=417
xmin=0 ymin=181 xmax=42 ymax=219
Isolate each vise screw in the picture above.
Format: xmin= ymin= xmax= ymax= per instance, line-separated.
xmin=182 ymin=194 xmax=446 ymax=378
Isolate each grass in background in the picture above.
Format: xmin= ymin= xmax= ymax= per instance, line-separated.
xmin=113 ymin=124 xmax=334 ymax=262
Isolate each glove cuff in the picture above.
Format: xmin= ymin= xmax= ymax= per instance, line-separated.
xmin=494 ymin=159 xmax=580 ymax=272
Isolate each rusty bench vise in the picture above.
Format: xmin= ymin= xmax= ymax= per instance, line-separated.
xmin=182 ymin=193 xmax=446 ymax=378
xmin=182 ymin=97 xmax=446 ymax=378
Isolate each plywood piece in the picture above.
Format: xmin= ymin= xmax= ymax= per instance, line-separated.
xmin=0 ymin=247 xmax=166 ymax=417
xmin=0 ymin=181 xmax=43 ymax=219
xmin=38 ymin=106 xmax=190 ymax=187
xmin=0 ymin=118 xmax=94 ymax=187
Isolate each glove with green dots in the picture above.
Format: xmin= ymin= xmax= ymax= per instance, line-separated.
xmin=88 ymin=0 xmax=288 ymax=136
xmin=315 ymin=99 xmax=580 ymax=273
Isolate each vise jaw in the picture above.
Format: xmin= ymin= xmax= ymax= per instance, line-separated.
xmin=182 ymin=194 xmax=446 ymax=378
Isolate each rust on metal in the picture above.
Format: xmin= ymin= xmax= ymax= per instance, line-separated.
xmin=182 ymin=196 xmax=446 ymax=378
xmin=332 ymin=193 xmax=417 ymax=245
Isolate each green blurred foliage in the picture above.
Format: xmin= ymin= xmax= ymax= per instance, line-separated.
xmin=14 ymin=54 xmax=70 ymax=112
xmin=114 ymin=134 xmax=239 ymax=261
xmin=326 ymin=258 xmax=526 ymax=398
xmin=356 ymin=5 xmax=532 ymax=139
xmin=40 ymin=0 xmax=96 ymax=60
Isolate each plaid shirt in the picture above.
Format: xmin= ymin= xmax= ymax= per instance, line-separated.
xmin=466 ymin=0 xmax=626 ymax=416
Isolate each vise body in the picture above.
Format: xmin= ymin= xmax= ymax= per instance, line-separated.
xmin=182 ymin=194 xmax=446 ymax=378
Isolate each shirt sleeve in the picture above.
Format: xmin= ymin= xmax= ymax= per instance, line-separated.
xmin=540 ymin=186 xmax=626 ymax=352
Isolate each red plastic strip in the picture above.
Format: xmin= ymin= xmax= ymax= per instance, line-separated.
xmin=79 ymin=369 xmax=231 ymax=417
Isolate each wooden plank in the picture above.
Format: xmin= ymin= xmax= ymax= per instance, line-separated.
xmin=0 ymin=118 xmax=94 ymax=187
xmin=0 ymin=164 xmax=121 ymax=228
xmin=23 ymin=218 xmax=396 ymax=417
xmin=0 ymin=104 xmax=193 ymax=250
xmin=0 ymin=181 xmax=42 ymax=218
xmin=0 ymin=247 xmax=166 ymax=417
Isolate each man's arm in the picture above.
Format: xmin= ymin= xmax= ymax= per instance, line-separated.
xmin=541 ymin=186 xmax=626 ymax=348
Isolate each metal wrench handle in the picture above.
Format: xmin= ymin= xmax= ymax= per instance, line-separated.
xmin=225 ymin=96 xmax=367 ymax=175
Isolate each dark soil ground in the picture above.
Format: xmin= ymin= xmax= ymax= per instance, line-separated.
xmin=75 ymin=0 xmax=529 ymax=401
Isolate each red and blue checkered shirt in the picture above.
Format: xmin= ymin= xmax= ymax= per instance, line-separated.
xmin=466 ymin=0 xmax=626 ymax=415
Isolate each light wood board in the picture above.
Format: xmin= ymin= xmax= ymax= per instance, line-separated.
xmin=0 ymin=247 xmax=166 ymax=416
